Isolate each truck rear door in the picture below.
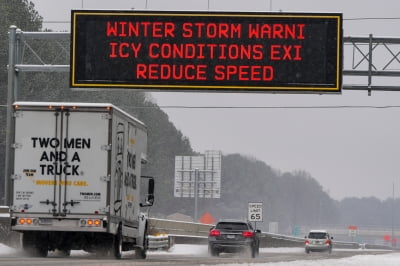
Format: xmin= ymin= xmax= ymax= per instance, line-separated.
xmin=13 ymin=107 xmax=109 ymax=216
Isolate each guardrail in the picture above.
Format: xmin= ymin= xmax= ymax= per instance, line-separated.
xmin=260 ymin=232 xmax=392 ymax=250
xmin=148 ymin=235 xmax=170 ymax=250
xmin=148 ymin=218 xmax=213 ymax=237
xmin=146 ymin=219 xmax=390 ymax=250
xmin=0 ymin=213 xmax=395 ymax=251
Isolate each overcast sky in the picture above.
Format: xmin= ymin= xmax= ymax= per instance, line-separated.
xmin=28 ymin=0 xmax=400 ymax=200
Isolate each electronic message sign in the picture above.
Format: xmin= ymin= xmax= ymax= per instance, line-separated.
xmin=70 ymin=10 xmax=342 ymax=93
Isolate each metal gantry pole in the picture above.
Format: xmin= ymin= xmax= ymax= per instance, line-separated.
xmin=368 ymin=34 xmax=373 ymax=96
xmin=4 ymin=26 xmax=17 ymax=205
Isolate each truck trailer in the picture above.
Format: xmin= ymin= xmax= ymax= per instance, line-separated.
xmin=7 ymin=102 xmax=154 ymax=258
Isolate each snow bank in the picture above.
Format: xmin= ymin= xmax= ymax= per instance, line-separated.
xmin=0 ymin=244 xmax=18 ymax=256
xmin=229 ymin=253 xmax=400 ymax=266
xmin=150 ymin=245 xmax=400 ymax=265
xmin=1 ymin=243 xmax=400 ymax=265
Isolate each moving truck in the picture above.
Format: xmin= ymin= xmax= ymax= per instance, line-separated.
xmin=7 ymin=102 xmax=154 ymax=258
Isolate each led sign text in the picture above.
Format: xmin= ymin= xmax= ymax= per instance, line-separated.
xmin=71 ymin=11 xmax=342 ymax=93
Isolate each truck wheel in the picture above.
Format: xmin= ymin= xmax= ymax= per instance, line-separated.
xmin=114 ymin=226 xmax=123 ymax=259
xmin=135 ymin=228 xmax=148 ymax=259
xmin=135 ymin=248 xmax=147 ymax=259
xmin=60 ymin=249 xmax=71 ymax=257
xmin=22 ymin=232 xmax=48 ymax=257
xmin=35 ymin=246 xmax=48 ymax=258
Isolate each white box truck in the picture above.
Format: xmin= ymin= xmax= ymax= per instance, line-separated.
xmin=8 ymin=102 xmax=154 ymax=258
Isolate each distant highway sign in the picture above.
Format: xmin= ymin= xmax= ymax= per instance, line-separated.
xmin=174 ymin=151 xmax=221 ymax=199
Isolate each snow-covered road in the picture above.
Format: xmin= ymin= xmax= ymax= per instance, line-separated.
xmin=1 ymin=243 xmax=399 ymax=265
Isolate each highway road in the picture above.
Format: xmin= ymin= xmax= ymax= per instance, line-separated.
xmin=0 ymin=245 xmax=394 ymax=266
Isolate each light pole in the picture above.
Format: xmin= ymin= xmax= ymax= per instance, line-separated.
xmin=194 ymin=168 xmax=199 ymax=222
xmin=392 ymin=182 xmax=395 ymax=247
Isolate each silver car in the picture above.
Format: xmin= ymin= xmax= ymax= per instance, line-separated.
xmin=305 ymin=230 xmax=333 ymax=254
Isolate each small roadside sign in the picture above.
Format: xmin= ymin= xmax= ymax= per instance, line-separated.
xmin=248 ymin=202 xmax=263 ymax=222
xmin=348 ymin=225 xmax=358 ymax=237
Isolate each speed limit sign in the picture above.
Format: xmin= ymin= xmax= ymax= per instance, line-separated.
xmin=248 ymin=202 xmax=263 ymax=222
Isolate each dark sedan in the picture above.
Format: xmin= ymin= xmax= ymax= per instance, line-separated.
xmin=208 ymin=220 xmax=260 ymax=258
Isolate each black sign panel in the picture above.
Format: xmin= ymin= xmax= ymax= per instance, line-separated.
xmin=70 ymin=10 xmax=342 ymax=93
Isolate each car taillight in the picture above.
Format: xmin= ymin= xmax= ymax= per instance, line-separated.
xmin=209 ymin=229 xmax=221 ymax=237
xmin=325 ymin=239 xmax=331 ymax=245
xmin=305 ymin=239 xmax=309 ymax=244
xmin=242 ymin=231 xmax=254 ymax=238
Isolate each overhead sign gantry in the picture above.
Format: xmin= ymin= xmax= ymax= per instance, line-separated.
xmin=70 ymin=10 xmax=342 ymax=93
